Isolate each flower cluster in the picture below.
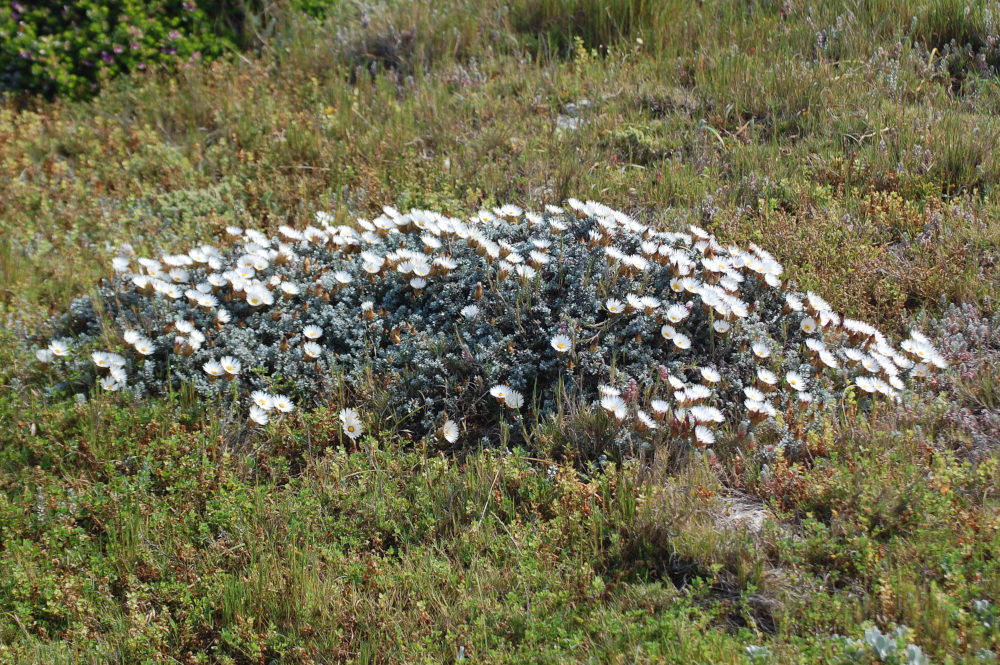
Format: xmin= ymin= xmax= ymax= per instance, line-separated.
xmin=37 ymin=199 xmax=945 ymax=453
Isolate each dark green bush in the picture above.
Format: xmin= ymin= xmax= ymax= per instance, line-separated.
xmin=0 ymin=0 xmax=236 ymax=99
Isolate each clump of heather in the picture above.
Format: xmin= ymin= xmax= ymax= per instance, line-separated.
xmin=35 ymin=200 xmax=946 ymax=454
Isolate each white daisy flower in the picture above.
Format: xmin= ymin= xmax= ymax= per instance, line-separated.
xmin=133 ymin=338 xmax=155 ymax=356
xmin=800 ymin=317 xmax=817 ymax=334
xmin=650 ymin=399 xmax=670 ymax=416
xmin=785 ymin=372 xmax=806 ymax=391
xmin=600 ymin=395 xmax=627 ymax=421
xmin=699 ymin=367 xmax=721 ymax=384
xmin=490 ymin=384 xmax=511 ymax=401
xmin=785 ymin=295 xmax=803 ymax=312
xmin=340 ymin=408 xmax=362 ymax=439
xmin=856 ymin=376 xmax=878 ymax=393
xmin=843 ymin=348 xmax=864 ymax=364
xmin=303 ymin=325 xmax=323 ymax=340
xmin=818 ymin=350 xmax=839 ymax=369
xmin=636 ymin=410 xmax=658 ymax=430
xmin=598 ymin=384 xmax=621 ymax=398
xmin=757 ymin=368 xmax=777 ymax=387
xmin=440 ymin=419 xmax=459 ymax=443
xmin=685 ymin=385 xmax=712 ymax=402
xmin=713 ymin=320 xmax=731 ymax=334
xmin=751 ymin=341 xmax=771 ymax=359
xmin=529 ymin=250 xmax=550 ymax=266
xmin=505 ymin=390 xmax=524 ymax=409
xmin=203 ymin=360 xmax=224 ymax=378
xmin=249 ymin=406 xmax=269 ymax=425
xmin=99 ymin=376 xmax=121 ymax=391
xmin=665 ymin=304 xmax=689 ymax=323
xmin=273 ymin=394 xmax=294 ymax=413
xmin=690 ymin=405 xmax=724 ymax=424
xmin=303 ymin=342 xmax=322 ymax=359
xmin=694 ymin=425 xmax=715 ymax=445
xmin=672 ymin=333 xmax=691 ymax=351
xmin=805 ymin=338 xmax=826 ymax=354
xmin=515 ymin=265 xmax=536 ymax=281
xmin=928 ymin=351 xmax=948 ymax=370
xmin=550 ymin=334 xmax=571 ymax=353
xmin=219 ymin=356 xmax=241 ymax=375
xmin=91 ymin=351 xmax=113 ymax=368
xmin=605 ymin=298 xmax=626 ymax=315
xmin=48 ymin=339 xmax=70 ymax=357
xmin=251 ymin=390 xmax=273 ymax=411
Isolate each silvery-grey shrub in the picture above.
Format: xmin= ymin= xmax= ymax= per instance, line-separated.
xmin=36 ymin=199 xmax=945 ymax=452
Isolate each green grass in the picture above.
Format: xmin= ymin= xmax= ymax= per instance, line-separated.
xmin=2 ymin=1 xmax=1000 ymax=662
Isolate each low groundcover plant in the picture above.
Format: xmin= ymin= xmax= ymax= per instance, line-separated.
xmin=35 ymin=199 xmax=945 ymax=454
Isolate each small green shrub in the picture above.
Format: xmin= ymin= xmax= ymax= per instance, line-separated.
xmin=0 ymin=0 xmax=233 ymax=99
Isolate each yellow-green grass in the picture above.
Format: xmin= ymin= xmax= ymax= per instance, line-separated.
xmin=1 ymin=1 xmax=999 ymax=662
